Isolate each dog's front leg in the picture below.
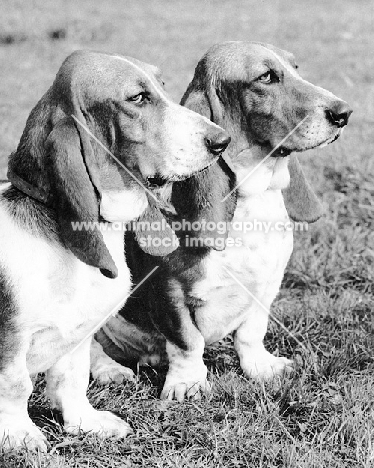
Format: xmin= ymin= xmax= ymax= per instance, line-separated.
xmin=233 ymin=299 xmax=293 ymax=379
xmin=0 ymin=343 xmax=47 ymax=451
xmin=90 ymin=338 xmax=135 ymax=384
xmin=45 ymin=337 xmax=131 ymax=439
xmin=158 ymin=281 xmax=210 ymax=402
xmin=161 ymin=335 xmax=209 ymax=402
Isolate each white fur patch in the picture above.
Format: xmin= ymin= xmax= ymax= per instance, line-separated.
xmin=233 ymin=154 xmax=290 ymax=196
xmin=0 ymin=182 xmax=11 ymax=193
xmin=0 ymin=200 xmax=132 ymax=375
xmin=192 ymin=189 xmax=293 ymax=350
xmin=46 ymin=338 xmax=131 ymax=438
xmin=100 ymin=189 xmax=148 ymax=223
xmin=269 ymin=157 xmax=291 ymax=190
xmin=90 ymin=339 xmax=135 ymax=383
xmin=160 ymin=339 xmax=209 ymax=401
xmin=0 ymin=194 xmax=133 ymax=448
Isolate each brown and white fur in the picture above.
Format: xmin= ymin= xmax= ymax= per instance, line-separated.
xmin=0 ymin=50 xmax=230 ymax=451
xmin=92 ymin=42 xmax=352 ymax=401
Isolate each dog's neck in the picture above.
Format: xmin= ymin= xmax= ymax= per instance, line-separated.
xmin=100 ymin=188 xmax=148 ymax=224
xmin=225 ymin=141 xmax=291 ymax=198
xmin=1 ymin=184 xmax=60 ymax=240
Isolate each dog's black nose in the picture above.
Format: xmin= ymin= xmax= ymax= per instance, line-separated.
xmin=205 ymin=132 xmax=231 ymax=155
xmin=326 ymin=101 xmax=352 ymax=128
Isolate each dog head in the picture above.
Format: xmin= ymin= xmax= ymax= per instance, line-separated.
xmin=181 ymin=41 xmax=352 ymax=222
xmin=8 ymin=50 xmax=230 ymax=277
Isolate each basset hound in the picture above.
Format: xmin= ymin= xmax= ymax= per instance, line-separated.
xmin=92 ymin=42 xmax=352 ymax=401
xmin=0 ymin=50 xmax=230 ymax=450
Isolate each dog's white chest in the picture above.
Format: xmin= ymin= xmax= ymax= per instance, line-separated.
xmin=0 ymin=207 xmax=131 ymax=374
xmin=229 ymin=191 xmax=293 ymax=280
xmin=192 ymin=190 xmax=293 ymax=344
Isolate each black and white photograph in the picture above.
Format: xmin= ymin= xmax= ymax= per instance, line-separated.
xmin=0 ymin=0 xmax=372 ymax=466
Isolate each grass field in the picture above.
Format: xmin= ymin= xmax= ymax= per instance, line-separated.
xmin=0 ymin=0 xmax=373 ymax=467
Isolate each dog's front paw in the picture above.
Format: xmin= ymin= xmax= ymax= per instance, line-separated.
xmin=241 ymin=351 xmax=293 ymax=380
xmin=160 ymin=365 xmax=210 ymax=402
xmin=0 ymin=418 xmax=48 ymax=452
xmin=161 ymin=379 xmax=211 ymax=402
xmin=91 ymin=360 xmax=135 ymax=384
xmin=64 ymin=409 xmax=132 ymax=439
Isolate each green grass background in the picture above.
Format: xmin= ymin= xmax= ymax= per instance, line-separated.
xmin=0 ymin=0 xmax=373 ymax=467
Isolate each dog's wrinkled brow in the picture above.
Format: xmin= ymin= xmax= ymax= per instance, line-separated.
xmin=263 ymin=48 xmax=300 ymax=79
xmin=113 ymin=55 xmax=169 ymax=102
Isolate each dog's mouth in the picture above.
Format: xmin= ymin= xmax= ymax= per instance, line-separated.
xmin=257 ymin=139 xmax=293 ymax=158
xmin=146 ymin=174 xmax=187 ymax=188
xmin=271 ymin=146 xmax=292 ymax=158
xmin=268 ymin=128 xmax=342 ymax=157
xmin=319 ymin=129 xmax=342 ymax=148
xmin=146 ymin=175 xmax=169 ymax=188
xmin=146 ymin=156 xmax=220 ymax=188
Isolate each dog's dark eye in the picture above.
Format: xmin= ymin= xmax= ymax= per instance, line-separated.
xmin=257 ymin=71 xmax=278 ymax=84
xmin=128 ymin=92 xmax=148 ymax=104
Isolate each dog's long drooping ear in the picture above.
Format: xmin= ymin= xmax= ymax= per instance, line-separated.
xmin=180 ymin=60 xmax=223 ymax=123
xmin=46 ymin=118 xmax=118 ymax=279
xmin=171 ymin=157 xmax=236 ymax=251
xmin=180 ymin=85 xmax=210 ymax=119
xmin=134 ymin=194 xmax=180 ymax=257
xmin=178 ymin=64 xmax=236 ymax=250
xmin=282 ymin=155 xmax=324 ymax=223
